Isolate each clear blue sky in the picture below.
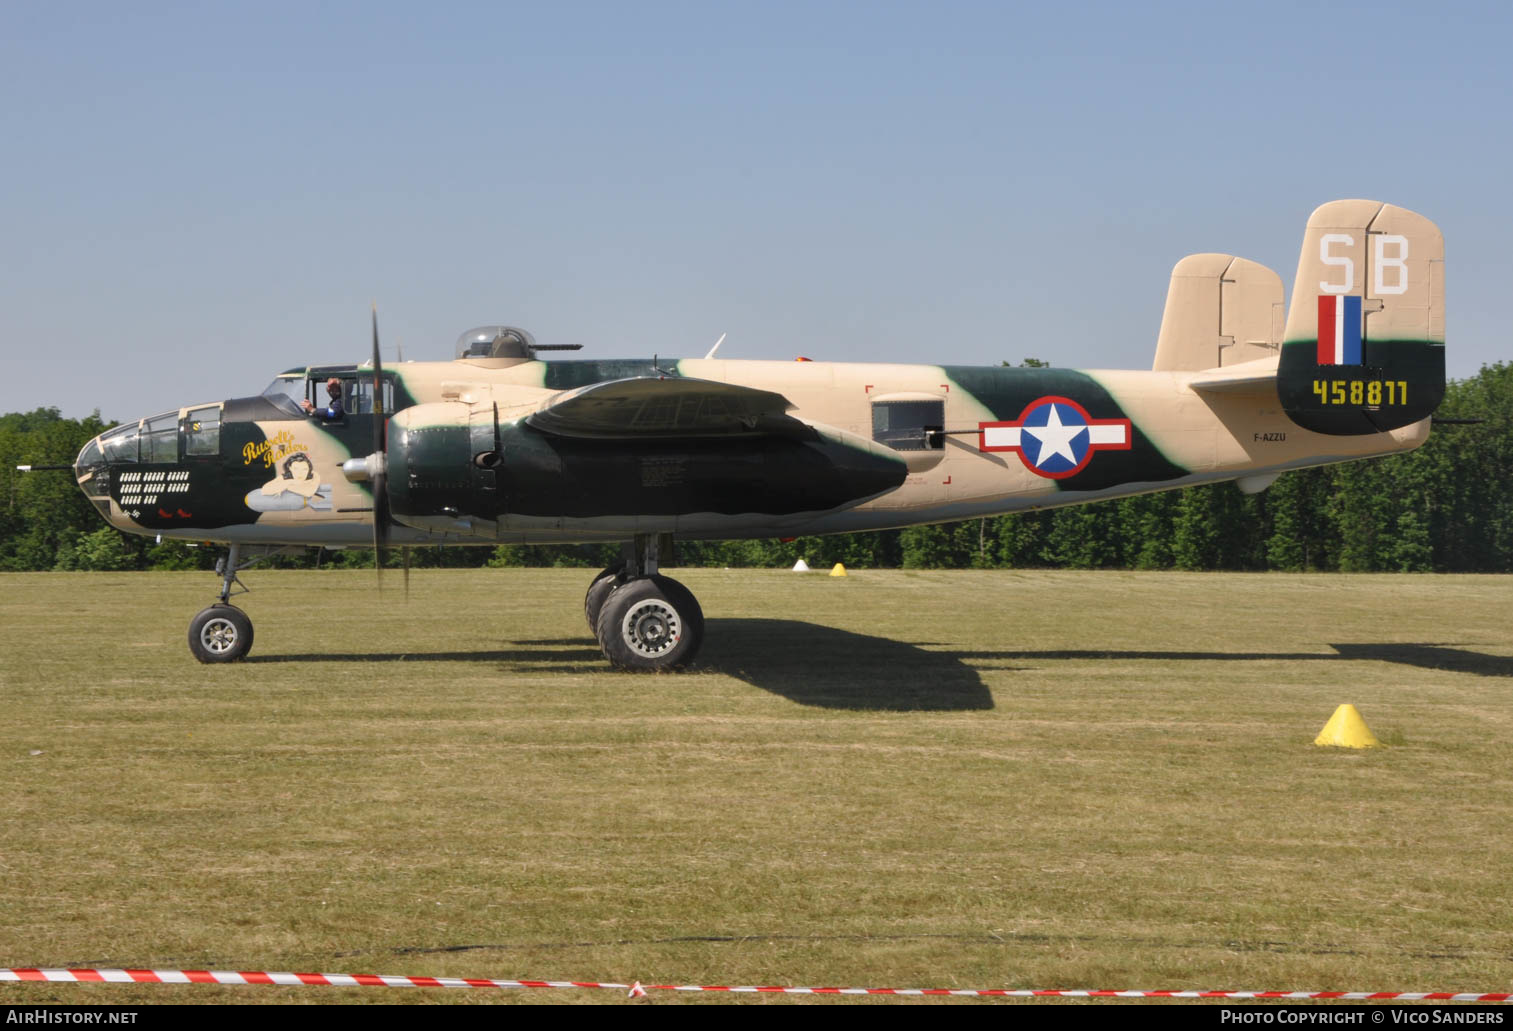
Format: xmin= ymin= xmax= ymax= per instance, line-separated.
xmin=3 ymin=0 xmax=1509 ymax=422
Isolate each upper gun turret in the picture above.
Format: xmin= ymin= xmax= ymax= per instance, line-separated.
xmin=454 ymin=326 xmax=583 ymax=367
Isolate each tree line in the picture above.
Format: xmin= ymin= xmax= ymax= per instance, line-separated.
xmin=3 ymin=362 xmax=1510 ymax=574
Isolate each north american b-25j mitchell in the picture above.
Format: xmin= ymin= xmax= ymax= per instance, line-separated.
xmin=60 ymin=199 xmax=1445 ymax=671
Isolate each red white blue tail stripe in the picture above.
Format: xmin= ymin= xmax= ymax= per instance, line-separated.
xmin=1317 ymin=294 xmax=1363 ymax=365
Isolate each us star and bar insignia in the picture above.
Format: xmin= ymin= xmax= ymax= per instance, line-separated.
xmin=978 ymin=396 xmax=1132 ymax=479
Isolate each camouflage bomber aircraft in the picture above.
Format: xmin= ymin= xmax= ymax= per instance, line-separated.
xmin=68 ymin=199 xmax=1444 ymax=671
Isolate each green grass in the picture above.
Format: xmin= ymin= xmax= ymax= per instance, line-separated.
xmin=1 ymin=569 xmax=1510 ymax=1004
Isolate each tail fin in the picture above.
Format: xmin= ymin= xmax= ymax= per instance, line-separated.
xmin=1153 ymin=254 xmax=1283 ymax=372
xmin=1278 ymin=200 xmax=1444 ymax=435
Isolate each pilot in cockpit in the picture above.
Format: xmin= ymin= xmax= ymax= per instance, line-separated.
xmin=301 ymin=377 xmax=345 ymax=421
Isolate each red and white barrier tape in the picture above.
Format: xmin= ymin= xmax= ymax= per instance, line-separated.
xmin=1 ymin=969 xmax=1509 ymax=1000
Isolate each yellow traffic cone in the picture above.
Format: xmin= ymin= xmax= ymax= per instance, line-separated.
xmin=829 ymin=563 xmax=847 ymax=577
xmin=1314 ymin=704 xmax=1382 ymax=749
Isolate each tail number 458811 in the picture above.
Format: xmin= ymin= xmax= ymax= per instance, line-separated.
xmin=1311 ymin=379 xmax=1409 ymax=406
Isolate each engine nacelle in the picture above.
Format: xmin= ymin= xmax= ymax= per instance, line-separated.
xmin=384 ymin=401 xmax=907 ymax=535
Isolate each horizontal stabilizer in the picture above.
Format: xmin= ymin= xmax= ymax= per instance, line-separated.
xmin=1186 ymin=356 xmax=1278 ymax=394
xmin=527 ymin=376 xmax=800 ymax=439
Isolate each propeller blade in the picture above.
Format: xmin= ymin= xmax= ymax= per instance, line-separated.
xmin=402 ymin=546 xmax=411 ymax=601
xmin=370 ymin=303 xmax=389 ymax=587
xmin=372 ymin=302 xmax=385 ymax=438
xmin=373 ymin=486 xmax=388 ymax=591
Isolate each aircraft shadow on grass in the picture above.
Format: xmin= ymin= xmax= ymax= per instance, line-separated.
xmin=1325 ymin=642 xmax=1513 ymax=678
xmin=694 ymin=618 xmax=995 ymax=711
xmin=491 ymin=619 xmax=999 ymax=711
xmin=250 ymin=619 xmax=997 ymax=712
xmin=246 ymin=638 xmax=1510 ymax=710
xmin=952 ymin=643 xmax=1513 ymax=679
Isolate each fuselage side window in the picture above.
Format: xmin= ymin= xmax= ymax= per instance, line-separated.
xmin=143 ymin=413 xmax=180 ymax=463
xmin=872 ymin=400 xmax=945 ymax=452
xmin=351 ymin=377 xmax=394 ymax=415
xmin=184 ymin=405 xmax=222 ymax=456
xmin=306 ymin=374 xmax=394 ymax=416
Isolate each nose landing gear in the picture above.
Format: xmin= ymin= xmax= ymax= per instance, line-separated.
xmin=185 ymin=544 xmax=297 ymax=664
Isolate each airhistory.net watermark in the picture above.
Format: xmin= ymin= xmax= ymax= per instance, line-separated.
xmin=5 ymin=1013 xmax=138 ymax=1025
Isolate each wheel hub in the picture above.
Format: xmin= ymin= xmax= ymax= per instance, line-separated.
xmin=200 ymin=618 xmax=240 ymax=654
xmin=622 ymin=599 xmax=681 ymax=657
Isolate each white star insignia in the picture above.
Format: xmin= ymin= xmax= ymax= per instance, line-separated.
xmin=1023 ymin=404 xmax=1084 ymax=467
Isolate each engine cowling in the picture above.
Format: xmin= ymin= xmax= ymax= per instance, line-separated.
xmin=385 ymin=403 xmax=490 ymax=530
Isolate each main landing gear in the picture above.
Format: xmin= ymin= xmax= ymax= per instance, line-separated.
xmin=586 ymin=534 xmax=704 ymax=672
xmin=186 ymin=544 xmax=293 ymax=664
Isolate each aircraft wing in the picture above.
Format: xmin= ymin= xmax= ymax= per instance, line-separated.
xmin=526 ymin=376 xmax=804 ymax=439
xmin=1186 ymin=357 xmax=1279 ymax=394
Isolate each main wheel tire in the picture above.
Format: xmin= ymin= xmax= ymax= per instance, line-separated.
xmin=584 ymin=563 xmax=626 ymax=634
xmin=595 ymin=575 xmax=704 ymax=672
xmin=188 ymin=605 xmax=254 ymax=663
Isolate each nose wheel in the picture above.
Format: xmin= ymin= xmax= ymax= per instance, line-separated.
xmin=188 ymin=605 xmax=254 ymax=663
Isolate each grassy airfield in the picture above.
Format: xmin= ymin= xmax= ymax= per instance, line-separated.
xmin=1 ymin=568 xmax=1510 ymax=1005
